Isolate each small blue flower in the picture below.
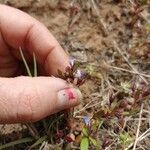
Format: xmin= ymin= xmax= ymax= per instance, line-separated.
xmin=83 ymin=116 xmax=90 ymax=125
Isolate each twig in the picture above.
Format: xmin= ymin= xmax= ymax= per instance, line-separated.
xmin=126 ymin=118 xmax=147 ymax=121
xmin=143 ymin=109 xmax=150 ymax=114
xmin=133 ymin=103 xmax=143 ymax=150
xmin=109 ymin=65 xmax=150 ymax=78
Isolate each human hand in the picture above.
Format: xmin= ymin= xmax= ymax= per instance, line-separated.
xmin=0 ymin=5 xmax=82 ymax=123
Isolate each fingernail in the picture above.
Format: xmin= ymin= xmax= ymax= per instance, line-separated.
xmin=57 ymin=88 xmax=82 ymax=104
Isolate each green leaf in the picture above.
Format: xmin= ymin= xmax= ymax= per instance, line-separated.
xmin=144 ymin=22 xmax=150 ymax=31
xmin=140 ymin=0 xmax=148 ymax=5
xmin=85 ymin=64 xmax=94 ymax=76
xmin=65 ymin=143 xmax=71 ymax=150
xmin=119 ymin=132 xmax=133 ymax=146
xmin=89 ymin=136 xmax=97 ymax=146
xmin=72 ymin=61 xmax=80 ymax=72
xmin=92 ymin=119 xmax=102 ymax=132
xmin=120 ymin=82 xmax=131 ymax=93
xmin=0 ymin=137 xmax=33 ymax=150
xmin=110 ymin=101 xmax=118 ymax=111
xmin=82 ymin=127 xmax=89 ymax=137
xmin=80 ymin=137 xmax=89 ymax=150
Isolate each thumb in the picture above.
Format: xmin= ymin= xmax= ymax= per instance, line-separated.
xmin=0 ymin=76 xmax=82 ymax=123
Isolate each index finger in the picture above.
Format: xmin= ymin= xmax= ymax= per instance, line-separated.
xmin=0 ymin=4 xmax=69 ymax=75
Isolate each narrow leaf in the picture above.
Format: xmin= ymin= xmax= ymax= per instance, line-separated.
xmin=30 ymin=136 xmax=47 ymax=149
xmin=0 ymin=137 xmax=33 ymax=150
xmin=80 ymin=137 xmax=89 ymax=150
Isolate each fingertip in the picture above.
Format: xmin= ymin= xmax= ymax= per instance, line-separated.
xmin=57 ymin=87 xmax=82 ymax=108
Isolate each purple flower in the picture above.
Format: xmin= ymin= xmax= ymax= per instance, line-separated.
xmin=69 ymin=57 xmax=76 ymax=67
xmin=74 ymin=69 xmax=82 ymax=78
xmin=74 ymin=69 xmax=86 ymax=79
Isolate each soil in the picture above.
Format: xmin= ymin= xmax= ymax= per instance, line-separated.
xmin=0 ymin=0 xmax=149 ymax=149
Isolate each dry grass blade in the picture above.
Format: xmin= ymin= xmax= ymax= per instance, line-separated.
xmin=33 ymin=52 xmax=37 ymax=77
xmin=19 ymin=47 xmax=39 ymax=139
xmin=29 ymin=136 xmax=47 ymax=149
xmin=109 ymin=65 xmax=150 ymax=79
xmin=19 ymin=47 xmax=32 ymax=77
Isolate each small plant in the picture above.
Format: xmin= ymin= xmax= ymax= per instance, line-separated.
xmin=57 ymin=57 xmax=87 ymax=87
xmin=80 ymin=116 xmax=102 ymax=150
xmin=119 ymin=132 xmax=133 ymax=149
xmin=93 ymin=81 xmax=150 ymax=127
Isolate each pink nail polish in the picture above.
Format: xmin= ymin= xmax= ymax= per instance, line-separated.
xmin=64 ymin=88 xmax=75 ymax=100
xmin=57 ymin=88 xmax=82 ymax=105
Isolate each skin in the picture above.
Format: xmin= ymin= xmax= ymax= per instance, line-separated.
xmin=0 ymin=4 xmax=79 ymax=124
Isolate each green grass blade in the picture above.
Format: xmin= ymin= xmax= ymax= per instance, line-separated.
xmin=48 ymin=114 xmax=64 ymax=131
xmin=29 ymin=136 xmax=47 ymax=149
xmin=0 ymin=137 xmax=33 ymax=150
xmin=33 ymin=52 xmax=37 ymax=77
xmin=19 ymin=47 xmax=32 ymax=77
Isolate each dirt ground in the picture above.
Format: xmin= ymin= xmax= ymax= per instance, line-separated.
xmin=0 ymin=0 xmax=150 ymax=150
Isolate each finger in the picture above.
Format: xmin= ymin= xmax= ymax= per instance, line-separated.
xmin=0 ymin=77 xmax=82 ymax=123
xmin=0 ymin=4 xmax=69 ymax=75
